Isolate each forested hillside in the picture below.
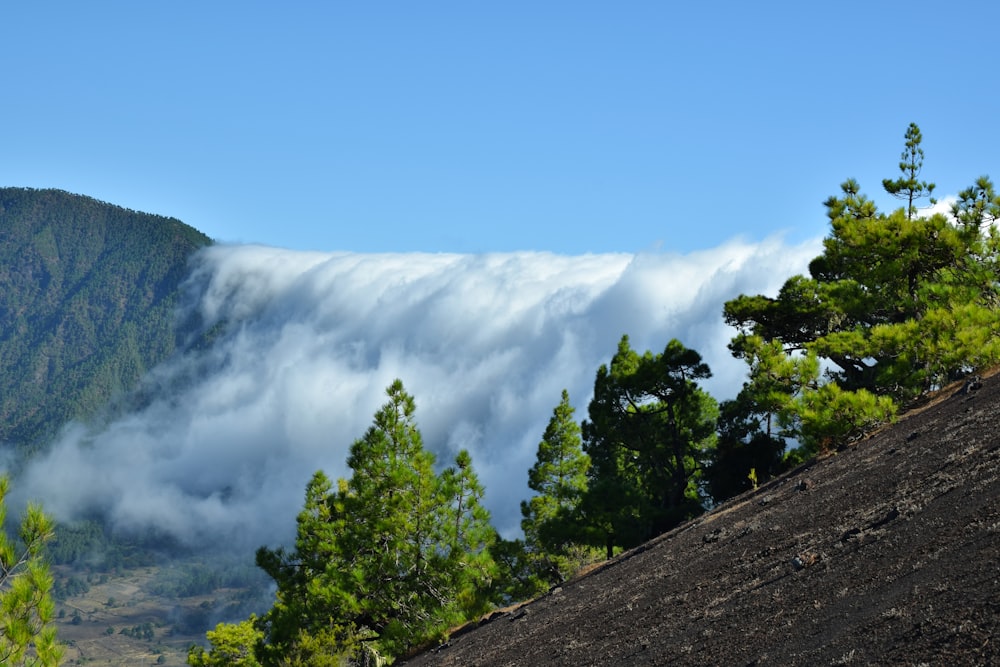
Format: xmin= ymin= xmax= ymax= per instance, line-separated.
xmin=0 ymin=188 xmax=211 ymax=449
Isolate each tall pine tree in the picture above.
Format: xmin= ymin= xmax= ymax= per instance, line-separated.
xmin=520 ymin=390 xmax=594 ymax=586
xmin=882 ymin=122 xmax=936 ymax=219
xmin=439 ymin=449 xmax=499 ymax=621
xmin=724 ymin=123 xmax=1000 ymax=453
xmin=580 ymin=337 xmax=717 ymax=558
xmin=252 ymin=380 xmax=496 ymax=664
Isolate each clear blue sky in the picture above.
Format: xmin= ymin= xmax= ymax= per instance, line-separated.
xmin=3 ymin=1 xmax=998 ymax=254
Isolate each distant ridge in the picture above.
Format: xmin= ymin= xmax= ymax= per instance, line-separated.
xmin=404 ymin=370 xmax=1000 ymax=666
xmin=0 ymin=187 xmax=211 ymax=449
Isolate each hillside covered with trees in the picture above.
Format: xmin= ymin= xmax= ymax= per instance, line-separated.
xmin=188 ymin=124 xmax=1000 ymax=665
xmin=0 ymin=188 xmax=211 ymax=449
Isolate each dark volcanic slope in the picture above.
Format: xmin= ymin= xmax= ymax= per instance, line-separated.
xmin=406 ymin=374 xmax=1000 ymax=666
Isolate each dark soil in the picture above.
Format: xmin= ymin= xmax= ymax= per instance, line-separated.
xmin=404 ymin=372 xmax=1000 ymax=666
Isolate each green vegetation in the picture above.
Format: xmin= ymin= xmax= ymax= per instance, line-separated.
xmin=119 ymin=622 xmax=156 ymax=641
xmin=723 ymin=123 xmax=1000 ymax=457
xmin=579 ymin=336 xmax=718 ymax=558
xmin=188 ymin=616 xmax=262 ymax=666
xmin=48 ymin=519 xmax=159 ymax=571
xmin=882 ymin=122 xmax=936 ymax=219
xmin=246 ymin=380 xmax=496 ymax=663
xmin=147 ymin=560 xmax=267 ymax=599
xmin=0 ymin=476 xmax=62 ymax=666
xmin=0 ymin=187 xmax=211 ymax=449
xmin=517 ymin=390 xmax=599 ymax=594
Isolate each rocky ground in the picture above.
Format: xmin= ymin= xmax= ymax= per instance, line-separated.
xmin=404 ymin=371 xmax=1000 ymax=666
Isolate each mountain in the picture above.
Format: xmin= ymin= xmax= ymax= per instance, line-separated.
xmin=403 ymin=371 xmax=1000 ymax=666
xmin=0 ymin=187 xmax=211 ymax=449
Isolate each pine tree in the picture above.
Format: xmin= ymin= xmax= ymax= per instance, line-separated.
xmin=520 ymin=390 xmax=593 ymax=587
xmin=487 ymin=535 xmax=545 ymax=605
xmin=252 ymin=380 xmax=497 ymax=663
xmin=882 ymin=122 xmax=936 ymax=219
xmin=254 ymin=471 xmax=361 ymax=665
xmin=952 ymin=176 xmax=1000 ymax=232
xmin=581 ymin=337 xmax=717 ymax=557
xmin=0 ymin=476 xmax=63 ymax=667
xmin=724 ymin=124 xmax=1000 ymax=452
xmin=339 ymin=379 xmax=447 ymax=651
xmin=704 ymin=335 xmax=812 ymax=501
xmin=439 ymin=450 xmax=498 ymax=620
xmin=187 ymin=616 xmax=263 ymax=667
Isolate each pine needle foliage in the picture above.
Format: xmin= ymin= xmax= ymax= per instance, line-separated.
xmin=0 ymin=476 xmax=62 ymax=667
xmin=520 ymin=390 xmax=597 ymax=589
xmin=250 ymin=380 xmax=496 ymax=664
xmin=580 ymin=337 xmax=718 ymax=558
xmin=723 ymin=123 xmax=1000 ymax=456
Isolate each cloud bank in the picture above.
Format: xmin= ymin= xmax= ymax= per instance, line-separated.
xmin=15 ymin=237 xmax=820 ymax=553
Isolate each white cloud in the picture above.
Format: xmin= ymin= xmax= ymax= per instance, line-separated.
xmin=14 ymin=236 xmax=820 ymax=552
xmin=917 ymin=196 xmax=957 ymax=220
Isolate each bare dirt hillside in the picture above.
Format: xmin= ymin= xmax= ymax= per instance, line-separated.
xmin=404 ymin=372 xmax=1000 ymax=666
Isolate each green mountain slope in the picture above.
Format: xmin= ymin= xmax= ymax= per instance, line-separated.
xmin=0 ymin=187 xmax=211 ymax=449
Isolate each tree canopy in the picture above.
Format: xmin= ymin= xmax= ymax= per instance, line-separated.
xmin=0 ymin=476 xmax=62 ymax=667
xmin=723 ymin=123 xmax=1000 ymax=454
xmin=580 ymin=337 xmax=718 ymax=557
xmin=882 ymin=122 xmax=936 ymax=219
xmin=187 ymin=616 xmax=262 ymax=667
xmin=519 ymin=390 xmax=596 ymax=590
xmin=247 ymin=380 xmax=496 ymax=664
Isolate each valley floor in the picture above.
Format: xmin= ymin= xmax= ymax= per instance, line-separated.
xmin=53 ymin=566 xmax=248 ymax=667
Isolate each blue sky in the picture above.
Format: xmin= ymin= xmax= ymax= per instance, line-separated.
xmin=3 ymin=2 xmax=999 ymax=254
